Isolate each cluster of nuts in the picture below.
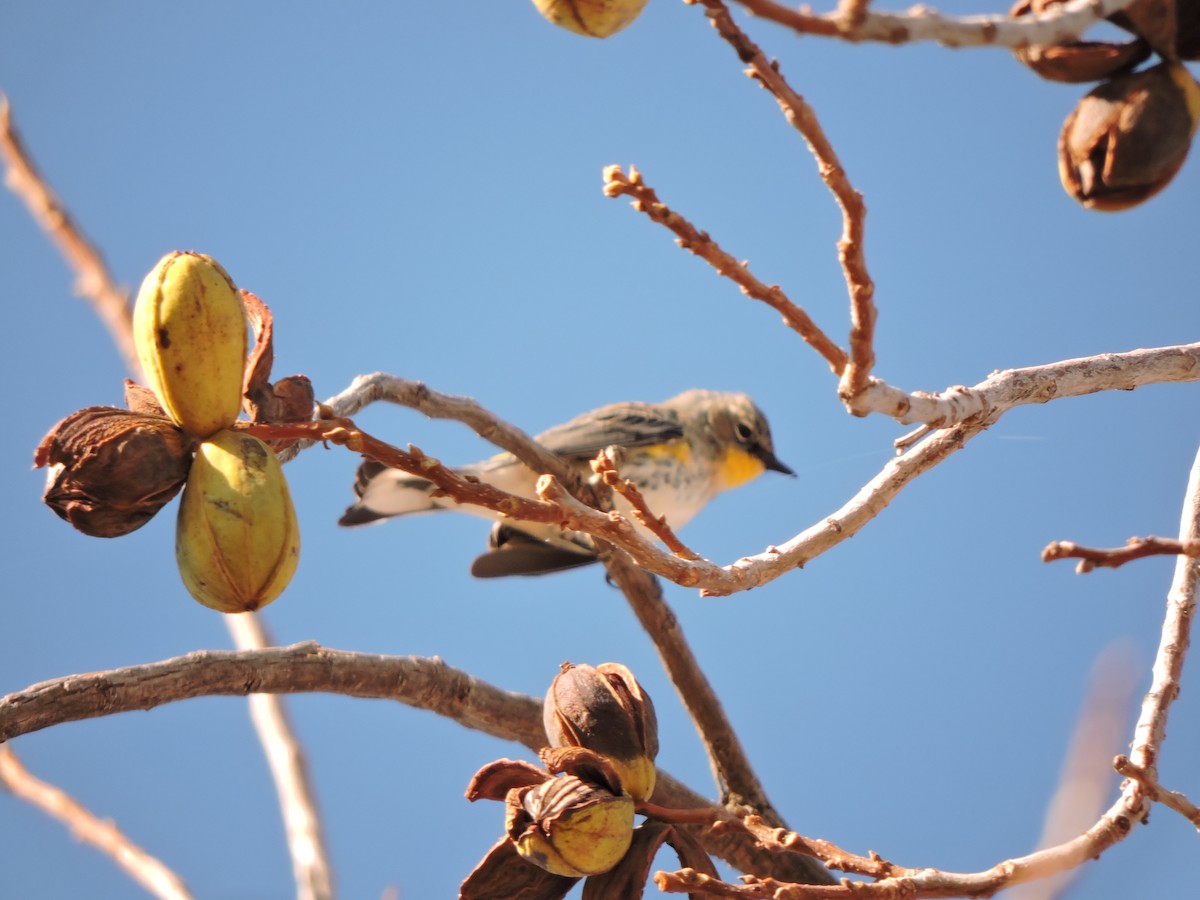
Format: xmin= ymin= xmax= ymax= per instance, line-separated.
xmin=35 ymin=252 xmax=304 ymax=614
xmin=530 ymin=0 xmax=648 ymax=38
xmin=1012 ymin=0 xmax=1200 ymax=210
xmin=461 ymin=663 xmax=663 ymax=895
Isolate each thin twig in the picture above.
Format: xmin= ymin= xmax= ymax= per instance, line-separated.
xmin=592 ymin=450 xmax=700 ymax=560
xmin=0 ymin=645 xmax=825 ymax=884
xmin=224 ymin=615 xmax=334 ymax=900
xmin=1114 ymin=756 xmax=1200 ymax=830
xmin=0 ymin=95 xmax=139 ymax=375
xmin=732 ymin=0 xmax=1136 ymax=49
xmin=1042 ymin=536 xmax=1200 ymax=573
xmin=0 ymin=746 xmax=193 ymax=900
xmin=602 ymin=166 xmax=847 ymax=374
xmin=694 ymin=1 xmax=877 ymax=400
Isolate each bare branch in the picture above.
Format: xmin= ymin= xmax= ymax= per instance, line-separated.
xmin=0 ymin=746 xmax=193 ymax=900
xmin=1042 ymin=536 xmax=1200 ymax=573
xmin=847 ymin=343 xmax=1200 ymax=426
xmin=732 ymin=0 xmax=1136 ymax=49
xmin=694 ymin=0 xmax=877 ymax=399
xmin=602 ymin=165 xmax=848 ymax=375
xmin=0 ymin=95 xmax=139 ymax=375
xmin=1114 ymin=756 xmax=1200 ymax=830
xmin=224 ymin=615 xmax=334 ymax=900
xmin=0 ymin=644 xmax=825 ymax=884
xmin=313 ymin=372 xmax=576 ymax=483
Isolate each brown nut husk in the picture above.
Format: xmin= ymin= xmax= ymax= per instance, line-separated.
xmin=544 ymin=662 xmax=658 ymax=802
xmin=175 ymin=429 xmax=299 ymax=613
xmin=133 ymin=251 xmax=248 ymax=438
xmin=1058 ymin=62 xmax=1200 ymax=210
xmin=507 ymin=775 xmax=635 ymax=878
xmin=1108 ymin=0 xmax=1199 ymax=60
xmin=34 ymin=407 xmax=195 ymax=537
xmin=531 ymin=0 xmax=648 ymax=38
xmin=1011 ymin=0 xmax=1151 ymax=82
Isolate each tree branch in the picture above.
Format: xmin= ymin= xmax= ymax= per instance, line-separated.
xmin=731 ymin=0 xmax=1136 ymax=49
xmin=0 ymin=746 xmax=193 ymax=900
xmin=602 ymin=165 xmax=848 ymax=375
xmin=1042 ymin=536 xmax=1200 ymax=573
xmin=694 ymin=0 xmax=877 ymax=400
xmin=1114 ymin=756 xmax=1200 ymax=830
xmin=0 ymin=644 xmax=827 ymax=884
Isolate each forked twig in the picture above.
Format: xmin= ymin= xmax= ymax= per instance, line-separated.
xmin=592 ymin=450 xmax=701 ymax=560
xmin=1114 ymin=756 xmax=1200 ymax=830
xmin=694 ymin=0 xmax=877 ymax=399
xmin=602 ymin=165 xmax=849 ymax=375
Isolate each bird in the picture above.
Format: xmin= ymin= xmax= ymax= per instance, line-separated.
xmin=338 ymin=389 xmax=793 ymax=577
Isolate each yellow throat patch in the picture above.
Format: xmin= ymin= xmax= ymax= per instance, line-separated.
xmin=719 ymin=446 xmax=765 ymax=489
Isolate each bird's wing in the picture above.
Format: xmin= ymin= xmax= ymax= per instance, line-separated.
xmin=469 ymin=524 xmax=598 ymax=578
xmin=534 ymin=404 xmax=685 ymax=460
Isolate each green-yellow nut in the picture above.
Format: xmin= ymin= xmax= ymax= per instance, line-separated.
xmin=133 ymin=251 xmax=247 ymax=438
xmin=176 ymin=430 xmax=299 ymax=613
xmin=515 ymin=791 xmax=634 ymax=877
xmin=609 ymin=755 xmax=655 ymax=804
xmin=531 ymin=0 xmax=648 ymax=38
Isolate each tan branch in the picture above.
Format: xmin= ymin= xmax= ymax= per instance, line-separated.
xmin=0 ymin=644 xmax=823 ymax=884
xmin=1042 ymin=536 xmax=1200 ymax=573
xmin=732 ymin=0 xmax=1135 ymax=49
xmin=0 ymin=746 xmax=193 ymax=900
xmin=302 ymin=373 xmax=577 ymax=484
xmin=848 ymin=343 xmax=1200 ymax=426
xmin=224 ymin=615 xmax=334 ymax=900
xmin=1114 ymin=756 xmax=1200 ymax=830
xmin=694 ymin=0 xmax=877 ymax=399
xmin=602 ymin=165 xmax=848 ymax=375
xmin=0 ymin=95 xmax=139 ymax=375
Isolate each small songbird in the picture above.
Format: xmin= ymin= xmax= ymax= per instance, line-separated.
xmin=339 ymin=389 xmax=793 ymax=577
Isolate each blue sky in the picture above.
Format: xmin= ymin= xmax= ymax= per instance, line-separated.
xmin=2 ymin=3 xmax=1197 ymax=898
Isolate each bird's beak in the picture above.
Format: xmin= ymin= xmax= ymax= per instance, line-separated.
xmin=756 ymin=447 xmax=795 ymax=477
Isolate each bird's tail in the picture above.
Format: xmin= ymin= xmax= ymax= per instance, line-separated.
xmin=338 ymin=461 xmax=440 ymax=526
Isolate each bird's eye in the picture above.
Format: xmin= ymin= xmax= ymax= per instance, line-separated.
xmin=734 ymin=421 xmax=754 ymax=443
